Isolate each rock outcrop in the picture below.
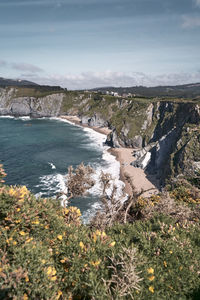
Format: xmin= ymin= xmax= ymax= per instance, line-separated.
xmin=0 ymin=88 xmax=64 ymax=117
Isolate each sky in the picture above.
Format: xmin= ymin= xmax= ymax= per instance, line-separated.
xmin=0 ymin=0 xmax=200 ymax=89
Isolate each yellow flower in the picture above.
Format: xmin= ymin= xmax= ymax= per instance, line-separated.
xmin=32 ymin=220 xmax=39 ymax=225
xmin=26 ymin=238 xmax=33 ymax=243
xmin=148 ymin=275 xmax=155 ymax=281
xmin=8 ymin=187 xmax=17 ymax=197
xmin=163 ymin=261 xmax=167 ymax=268
xmin=23 ymin=294 xmax=28 ymax=300
xmin=57 ymin=235 xmax=63 ymax=241
xmin=41 ymin=260 xmax=46 ymax=264
xmin=95 ymin=230 xmax=101 ymax=236
xmin=19 ymin=231 xmax=26 ymax=236
xmin=149 ymin=286 xmax=154 ymax=293
xmin=25 ymin=276 xmax=29 ymax=282
xmin=46 ymin=266 xmax=54 ymax=276
xmin=13 ymin=241 xmax=17 ymax=245
xmin=16 ymin=208 xmax=21 ymax=212
xmin=169 ymin=250 xmax=173 ymax=254
xmin=91 ymin=260 xmax=101 ymax=267
xmin=147 ymin=267 xmax=154 ymax=274
xmin=50 ymin=276 xmax=57 ymax=281
xmin=60 ymin=257 xmax=67 ymax=263
xmin=101 ymin=231 xmax=106 ymax=237
xmin=93 ymin=233 xmax=97 ymax=243
xmin=56 ymin=291 xmax=62 ymax=300
xmin=79 ymin=241 xmax=85 ymax=249
xmin=109 ymin=241 xmax=116 ymax=247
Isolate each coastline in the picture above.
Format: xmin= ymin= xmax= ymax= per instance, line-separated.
xmin=60 ymin=115 xmax=159 ymax=197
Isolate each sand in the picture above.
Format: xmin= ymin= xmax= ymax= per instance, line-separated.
xmin=60 ymin=115 xmax=159 ymax=197
xmin=110 ymin=148 xmax=159 ymax=197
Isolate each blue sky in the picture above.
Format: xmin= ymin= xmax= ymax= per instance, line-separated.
xmin=0 ymin=0 xmax=200 ymax=89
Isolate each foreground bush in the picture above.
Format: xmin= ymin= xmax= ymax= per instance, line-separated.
xmin=0 ymin=184 xmax=200 ymax=299
xmin=0 ymin=163 xmax=200 ymax=299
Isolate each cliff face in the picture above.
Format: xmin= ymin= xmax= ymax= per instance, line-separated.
xmin=0 ymin=88 xmax=64 ymax=117
xmin=60 ymin=92 xmax=200 ymax=185
xmin=0 ymin=87 xmax=199 ymax=185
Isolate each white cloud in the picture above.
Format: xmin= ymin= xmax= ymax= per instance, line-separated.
xmin=11 ymin=63 xmax=44 ymax=73
xmin=182 ymin=15 xmax=200 ymax=28
xmin=20 ymin=71 xmax=200 ymax=90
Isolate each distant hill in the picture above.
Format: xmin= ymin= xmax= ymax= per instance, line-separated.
xmin=0 ymin=77 xmax=65 ymax=92
xmin=91 ymin=83 xmax=200 ymax=98
xmin=0 ymin=77 xmax=39 ymax=87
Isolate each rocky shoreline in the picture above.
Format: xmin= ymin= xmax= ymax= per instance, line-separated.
xmin=60 ymin=115 xmax=159 ymax=197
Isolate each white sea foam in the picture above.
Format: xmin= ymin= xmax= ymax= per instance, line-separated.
xmin=36 ymin=117 xmax=126 ymax=221
xmin=17 ymin=116 xmax=31 ymax=121
xmin=49 ymin=162 xmax=56 ymax=169
xmin=0 ymin=115 xmax=15 ymax=118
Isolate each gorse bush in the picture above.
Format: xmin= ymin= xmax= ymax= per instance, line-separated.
xmin=0 ymin=165 xmax=200 ymax=299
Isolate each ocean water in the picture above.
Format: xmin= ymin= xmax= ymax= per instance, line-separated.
xmin=0 ymin=117 xmax=124 ymax=220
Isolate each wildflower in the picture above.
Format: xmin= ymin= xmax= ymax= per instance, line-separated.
xmin=147 ymin=267 xmax=154 ymax=274
xmin=96 ymin=230 xmax=101 ymax=236
xmin=93 ymin=233 xmax=97 ymax=243
xmin=23 ymin=294 xmax=28 ymax=300
xmin=16 ymin=208 xmax=21 ymax=212
xmin=149 ymin=286 xmax=154 ymax=293
xmin=46 ymin=266 xmax=56 ymax=276
xmin=13 ymin=241 xmax=17 ymax=245
xmin=19 ymin=231 xmax=26 ymax=236
xmin=25 ymin=276 xmax=29 ymax=282
xmin=101 ymin=231 xmax=106 ymax=237
xmin=51 ymin=276 xmax=57 ymax=281
xmin=57 ymin=235 xmax=63 ymax=241
xmin=91 ymin=260 xmax=101 ymax=267
xmin=163 ymin=261 xmax=167 ymax=268
xmin=109 ymin=241 xmax=116 ymax=247
xmin=79 ymin=241 xmax=85 ymax=249
xmin=56 ymin=291 xmax=62 ymax=300
xmin=148 ymin=275 xmax=155 ymax=281
xmin=32 ymin=220 xmax=39 ymax=225
xmin=8 ymin=187 xmax=17 ymax=197
xmin=26 ymin=238 xmax=33 ymax=243
xmin=41 ymin=260 xmax=46 ymax=264
xmin=169 ymin=250 xmax=173 ymax=254
xmin=60 ymin=258 xmax=67 ymax=263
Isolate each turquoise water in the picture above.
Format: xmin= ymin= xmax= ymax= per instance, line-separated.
xmin=0 ymin=117 xmax=119 ymax=218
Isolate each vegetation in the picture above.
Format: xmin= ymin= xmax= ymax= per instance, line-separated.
xmin=0 ymin=164 xmax=200 ymax=299
xmin=15 ymin=86 xmax=64 ymax=99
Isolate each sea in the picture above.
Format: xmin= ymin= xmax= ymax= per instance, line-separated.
xmin=0 ymin=116 xmax=124 ymax=221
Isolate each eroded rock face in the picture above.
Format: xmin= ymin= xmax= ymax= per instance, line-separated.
xmin=0 ymin=89 xmax=64 ymax=117
xmin=81 ymin=113 xmax=108 ymax=127
xmin=130 ymin=103 xmax=200 ymax=185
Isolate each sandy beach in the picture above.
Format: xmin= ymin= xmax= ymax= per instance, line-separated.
xmin=110 ymin=148 xmax=159 ymax=197
xmin=60 ymin=115 xmax=159 ymax=197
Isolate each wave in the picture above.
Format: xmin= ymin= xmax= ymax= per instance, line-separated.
xmin=0 ymin=115 xmax=15 ymax=118
xmin=36 ymin=117 xmax=126 ymax=221
xmin=48 ymin=162 xmax=56 ymax=169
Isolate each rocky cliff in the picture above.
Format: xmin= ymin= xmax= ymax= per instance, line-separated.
xmin=60 ymin=92 xmax=200 ymax=185
xmin=1 ymin=87 xmax=199 ymax=185
xmin=0 ymin=87 xmax=64 ymax=117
